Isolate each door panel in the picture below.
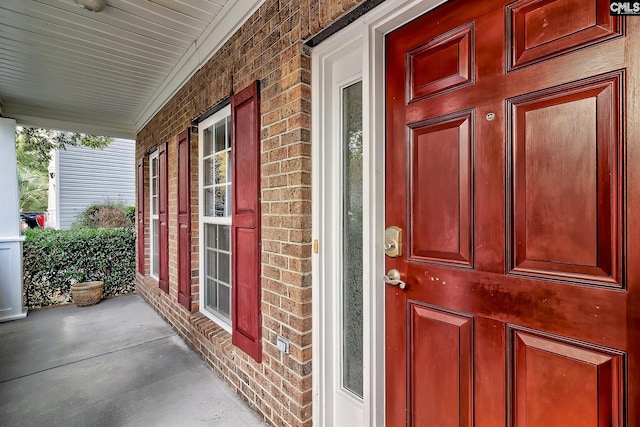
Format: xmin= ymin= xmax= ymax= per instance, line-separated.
xmin=409 ymin=304 xmax=473 ymax=427
xmin=408 ymin=23 xmax=474 ymax=101
xmin=385 ymin=0 xmax=638 ymax=425
xmin=410 ymin=111 xmax=473 ymax=266
xmin=509 ymin=327 xmax=624 ymax=427
xmin=508 ymin=72 xmax=622 ymax=286
xmin=506 ymin=0 xmax=622 ymax=70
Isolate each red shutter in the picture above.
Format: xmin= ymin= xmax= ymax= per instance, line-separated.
xmin=137 ymin=157 xmax=145 ymax=274
xmin=177 ymin=129 xmax=192 ymax=310
xmin=158 ymin=141 xmax=169 ymax=293
xmin=231 ymin=81 xmax=262 ymax=362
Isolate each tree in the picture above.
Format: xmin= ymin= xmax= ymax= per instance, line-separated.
xmin=17 ymin=165 xmax=48 ymax=212
xmin=15 ymin=127 xmax=113 ymax=212
xmin=16 ymin=127 xmax=113 ymax=171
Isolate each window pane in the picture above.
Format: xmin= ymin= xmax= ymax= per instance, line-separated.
xmin=215 ymin=120 xmax=226 ymax=152
xmin=218 ymin=284 xmax=231 ymax=319
xmin=206 ymin=277 xmax=217 ymax=310
xmin=206 ymin=224 xmax=217 ymax=250
xmin=203 ymin=127 xmax=214 ymax=156
xmin=151 ymin=157 xmax=157 ymax=185
xmin=203 ymin=223 xmax=231 ymax=322
xmin=204 ymin=188 xmax=215 ymax=217
xmin=151 ymin=156 xmax=159 ymax=215
xmin=215 ymin=186 xmax=226 ymax=217
xmin=225 ymin=184 xmax=232 ymax=217
xmin=152 ymin=219 xmax=159 ymax=277
xmin=218 ymin=225 xmax=230 ymax=251
xmin=151 ymin=177 xmax=157 ymax=198
xmin=152 ymin=194 xmax=157 ymax=216
xmin=218 ymin=252 xmax=230 ymax=283
xmin=215 ymin=153 xmax=227 ymax=185
xmin=206 ymin=249 xmax=216 ymax=279
xmin=204 ymin=157 xmax=214 ymax=186
xmin=341 ymin=80 xmax=363 ymax=399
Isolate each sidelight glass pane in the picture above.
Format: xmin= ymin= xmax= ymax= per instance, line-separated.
xmin=341 ymin=81 xmax=364 ymax=398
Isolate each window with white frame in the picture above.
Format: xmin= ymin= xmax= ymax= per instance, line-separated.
xmin=149 ymin=150 xmax=159 ymax=278
xmin=199 ymin=105 xmax=232 ymax=327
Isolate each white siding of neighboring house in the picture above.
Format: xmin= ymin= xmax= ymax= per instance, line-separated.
xmin=48 ymin=138 xmax=135 ymax=230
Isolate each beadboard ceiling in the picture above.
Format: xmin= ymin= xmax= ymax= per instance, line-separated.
xmin=0 ymin=0 xmax=263 ymax=139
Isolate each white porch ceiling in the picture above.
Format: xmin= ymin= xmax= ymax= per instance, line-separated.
xmin=0 ymin=0 xmax=263 ymax=139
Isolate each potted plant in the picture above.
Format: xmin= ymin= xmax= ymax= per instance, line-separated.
xmin=69 ymin=270 xmax=104 ymax=307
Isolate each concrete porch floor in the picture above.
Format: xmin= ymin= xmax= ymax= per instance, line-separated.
xmin=0 ymin=294 xmax=267 ymax=427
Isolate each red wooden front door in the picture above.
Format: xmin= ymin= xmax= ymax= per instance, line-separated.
xmin=385 ymin=0 xmax=640 ymax=425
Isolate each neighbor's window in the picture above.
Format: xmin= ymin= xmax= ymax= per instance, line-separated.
xmin=199 ymin=105 xmax=232 ymax=327
xmin=149 ymin=150 xmax=159 ymax=278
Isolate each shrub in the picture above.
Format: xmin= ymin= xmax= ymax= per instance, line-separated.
xmin=72 ymin=201 xmax=134 ymax=229
xmin=23 ymin=227 xmax=135 ymax=308
xmin=125 ymin=206 xmax=135 ymax=223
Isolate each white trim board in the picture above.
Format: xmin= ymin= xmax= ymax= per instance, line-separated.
xmin=311 ymin=0 xmax=448 ymax=425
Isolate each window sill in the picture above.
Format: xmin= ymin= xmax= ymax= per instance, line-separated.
xmin=198 ymin=308 xmax=232 ymax=334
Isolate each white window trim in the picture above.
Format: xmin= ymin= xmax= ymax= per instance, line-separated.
xmin=149 ymin=149 xmax=159 ymax=280
xmin=311 ymin=0 xmax=447 ymax=426
xmin=198 ymin=104 xmax=233 ymax=332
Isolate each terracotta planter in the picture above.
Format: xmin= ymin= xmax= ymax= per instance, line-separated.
xmin=70 ymin=281 xmax=104 ymax=307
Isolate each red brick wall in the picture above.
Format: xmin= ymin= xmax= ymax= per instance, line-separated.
xmin=135 ymin=1 xmax=370 ymax=426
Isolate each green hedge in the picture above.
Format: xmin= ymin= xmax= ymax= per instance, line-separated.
xmin=23 ymin=228 xmax=136 ymax=308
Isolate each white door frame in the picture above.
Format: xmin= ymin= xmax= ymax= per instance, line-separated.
xmin=312 ymin=33 xmax=369 ymax=427
xmin=311 ymin=0 xmax=448 ymax=425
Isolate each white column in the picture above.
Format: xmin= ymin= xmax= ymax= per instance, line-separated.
xmin=0 ymin=118 xmax=27 ymax=322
